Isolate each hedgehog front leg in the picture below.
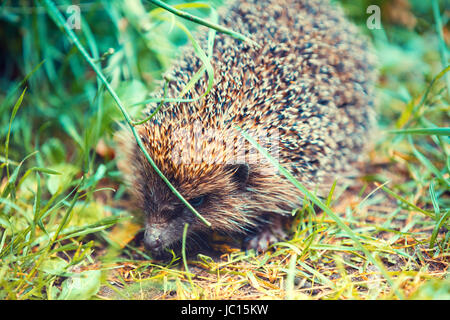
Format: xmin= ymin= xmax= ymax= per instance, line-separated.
xmin=244 ymin=215 xmax=288 ymax=252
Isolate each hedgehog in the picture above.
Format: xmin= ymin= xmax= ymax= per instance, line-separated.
xmin=116 ymin=0 xmax=377 ymax=256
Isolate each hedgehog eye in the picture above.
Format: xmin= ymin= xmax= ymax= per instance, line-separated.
xmin=229 ymin=163 xmax=250 ymax=187
xmin=189 ymin=195 xmax=205 ymax=207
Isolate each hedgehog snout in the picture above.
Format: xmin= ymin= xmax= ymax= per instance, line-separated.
xmin=143 ymin=209 xmax=186 ymax=254
xmin=143 ymin=227 xmax=164 ymax=252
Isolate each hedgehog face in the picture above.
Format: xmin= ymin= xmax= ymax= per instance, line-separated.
xmin=120 ymin=122 xmax=291 ymax=256
xmin=140 ymin=162 xmax=252 ymax=256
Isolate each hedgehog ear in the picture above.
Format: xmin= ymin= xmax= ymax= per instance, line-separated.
xmin=228 ymin=163 xmax=250 ymax=187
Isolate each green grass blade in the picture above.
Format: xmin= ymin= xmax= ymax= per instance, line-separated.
xmin=134 ymin=9 xmax=218 ymax=105
xmin=285 ymin=253 xmax=298 ymax=299
xmin=429 ymin=180 xmax=440 ymax=220
xmin=146 ymin=0 xmax=255 ymax=45
xmin=430 ymin=211 xmax=450 ymax=248
xmin=4 ymin=87 xmax=27 ymax=179
xmin=412 ymin=65 xmax=450 ymax=118
xmin=380 ymin=185 xmax=435 ymax=219
xmin=0 ymin=60 xmax=43 ymax=111
xmin=408 ymin=136 xmax=448 ymax=186
xmin=131 ymin=80 xmax=168 ymax=126
xmin=181 ymin=223 xmax=194 ymax=287
xmin=388 ymin=127 xmax=450 ymax=135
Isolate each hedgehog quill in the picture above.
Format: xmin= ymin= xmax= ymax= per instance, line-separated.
xmin=116 ymin=0 xmax=377 ymax=256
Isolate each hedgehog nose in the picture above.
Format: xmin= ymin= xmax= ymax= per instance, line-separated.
xmin=144 ymin=236 xmax=162 ymax=251
xmin=144 ymin=229 xmax=163 ymax=251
